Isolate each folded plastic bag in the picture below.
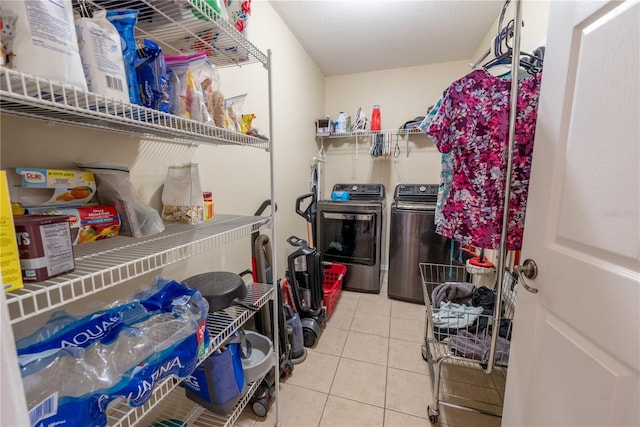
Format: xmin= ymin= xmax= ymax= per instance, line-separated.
xmin=165 ymin=52 xmax=220 ymax=123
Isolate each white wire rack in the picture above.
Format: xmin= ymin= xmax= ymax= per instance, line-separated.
xmin=318 ymin=128 xmax=425 ymax=139
xmin=420 ymin=262 xmax=518 ymax=423
xmin=0 ymin=67 xmax=270 ymax=150
xmin=75 ymin=0 xmax=268 ymax=68
xmin=105 ymin=283 xmax=273 ymax=427
xmin=5 ymin=215 xmax=270 ymax=324
xmin=137 ymin=379 xmax=261 ymax=427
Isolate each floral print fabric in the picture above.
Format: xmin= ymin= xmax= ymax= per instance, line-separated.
xmin=419 ymin=97 xmax=451 ymax=226
xmin=426 ymin=69 xmax=542 ymax=250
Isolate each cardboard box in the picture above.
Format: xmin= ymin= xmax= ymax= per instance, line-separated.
xmin=26 ymin=206 xmax=120 ymax=245
xmin=14 ymin=215 xmax=75 ymax=282
xmin=7 ymin=168 xmax=96 ymax=208
xmin=0 ymin=171 xmax=23 ymax=292
xmin=315 ymin=118 xmax=335 ymax=136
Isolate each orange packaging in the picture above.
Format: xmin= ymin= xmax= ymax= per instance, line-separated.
xmin=7 ymin=168 xmax=96 ymax=207
xmin=203 ymin=192 xmax=214 ymax=221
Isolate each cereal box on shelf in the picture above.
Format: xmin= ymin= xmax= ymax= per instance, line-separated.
xmin=26 ymin=206 xmax=120 ymax=245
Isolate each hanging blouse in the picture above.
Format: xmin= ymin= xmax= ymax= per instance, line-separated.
xmin=419 ymin=96 xmax=451 ymax=226
xmin=426 ymin=69 xmax=542 ymax=250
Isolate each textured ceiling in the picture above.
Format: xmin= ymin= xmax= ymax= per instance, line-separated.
xmin=270 ymin=0 xmax=505 ymax=76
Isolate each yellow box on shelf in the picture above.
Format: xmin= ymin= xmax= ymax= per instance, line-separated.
xmin=0 ymin=170 xmax=23 ymax=292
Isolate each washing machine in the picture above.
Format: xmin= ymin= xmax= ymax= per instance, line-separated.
xmin=388 ymin=184 xmax=453 ymax=303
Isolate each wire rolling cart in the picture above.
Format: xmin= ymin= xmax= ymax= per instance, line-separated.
xmin=420 ymin=262 xmax=518 ymax=423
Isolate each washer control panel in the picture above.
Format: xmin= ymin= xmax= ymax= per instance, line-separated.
xmin=394 ymin=184 xmax=439 ymax=202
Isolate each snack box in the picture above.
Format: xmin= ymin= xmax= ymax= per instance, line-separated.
xmin=26 ymin=206 xmax=121 ymax=245
xmin=7 ymin=168 xmax=96 ymax=207
xmin=1 ymin=171 xmax=23 ymax=292
xmin=13 ymin=215 xmax=75 ymax=282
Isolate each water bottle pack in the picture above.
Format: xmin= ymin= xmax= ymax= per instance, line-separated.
xmin=17 ymin=278 xmax=210 ymax=427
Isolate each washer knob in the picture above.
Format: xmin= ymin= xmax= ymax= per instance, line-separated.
xmin=352 ymin=185 xmax=358 ymax=191
xmin=419 ymin=186 xmax=427 ymax=192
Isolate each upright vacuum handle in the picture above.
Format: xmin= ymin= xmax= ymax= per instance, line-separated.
xmin=295 ymin=193 xmax=314 ymax=218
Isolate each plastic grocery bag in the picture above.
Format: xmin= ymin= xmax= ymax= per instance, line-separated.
xmin=76 ymin=162 xmax=165 ymax=238
xmin=161 ymin=163 xmax=204 ymax=224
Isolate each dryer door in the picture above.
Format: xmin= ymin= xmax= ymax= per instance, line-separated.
xmin=318 ymin=211 xmax=377 ymax=266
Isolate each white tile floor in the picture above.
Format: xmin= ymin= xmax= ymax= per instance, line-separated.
xmin=235 ymin=274 xmax=505 ymax=427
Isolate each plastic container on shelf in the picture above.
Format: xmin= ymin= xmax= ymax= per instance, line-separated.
xmin=371 ymin=105 xmax=381 ymax=131
xmin=322 ymin=262 xmax=347 ymax=318
xmin=335 ymin=112 xmax=347 ymax=133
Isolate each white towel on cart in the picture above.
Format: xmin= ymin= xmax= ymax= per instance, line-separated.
xmin=432 ymin=302 xmax=484 ymax=329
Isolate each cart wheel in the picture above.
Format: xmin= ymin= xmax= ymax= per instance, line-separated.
xmin=281 ymin=360 xmax=294 ymax=379
xmin=427 ymin=406 xmax=439 ymax=424
xmin=252 ymin=398 xmax=269 ymax=417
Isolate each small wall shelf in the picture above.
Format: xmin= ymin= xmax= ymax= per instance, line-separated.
xmin=317 ymin=128 xmax=424 ymax=140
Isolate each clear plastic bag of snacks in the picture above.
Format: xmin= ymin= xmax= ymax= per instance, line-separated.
xmin=161 ymin=163 xmax=204 ymax=224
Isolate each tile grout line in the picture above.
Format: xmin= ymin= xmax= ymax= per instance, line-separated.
xmin=316 ymin=294 xmax=357 ymax=427
xmin=382 ymin=293 xmax=392 ymax=427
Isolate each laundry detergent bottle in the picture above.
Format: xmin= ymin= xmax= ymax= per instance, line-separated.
xmin=336 ymin=112 xmax=347 ymax=133
xmin=371 ymin=105 xmax=381 ymax=131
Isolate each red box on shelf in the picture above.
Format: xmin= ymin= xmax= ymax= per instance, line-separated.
xmin=323 ymin=262 xmax=347 ymax=318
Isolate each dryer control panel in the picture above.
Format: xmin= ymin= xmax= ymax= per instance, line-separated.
xmin=332 ymin=184 xmax=385 ymax=201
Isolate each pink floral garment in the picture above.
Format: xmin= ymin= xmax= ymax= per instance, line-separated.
xmin=426 ymin=69 xmax=542 ymax=250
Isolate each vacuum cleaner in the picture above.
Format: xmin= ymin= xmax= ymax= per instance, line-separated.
xmin=285 ymin=236 xmax=326 ymax=347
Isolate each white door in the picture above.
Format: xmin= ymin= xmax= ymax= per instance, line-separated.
xmin=503 ymin=1 xmax=639 ymax=426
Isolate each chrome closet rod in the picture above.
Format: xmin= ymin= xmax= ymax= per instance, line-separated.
xmin=486 ymin=0 xmax=523 ymax=375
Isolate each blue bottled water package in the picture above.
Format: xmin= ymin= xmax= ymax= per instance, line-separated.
xmin=20 ymin=278 xmax=210 ymax=427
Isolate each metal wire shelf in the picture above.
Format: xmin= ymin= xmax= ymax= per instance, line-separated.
xmin=6 ymin=215 xmax=270 ymax=325
xmin=74 ymin=0 xmax=268 ymax=68
xmin=318 ymin=128 xmax=426 ymax=139
xmin=0 ymin=67 xmax=270 ymax=150
xmin=137 ymin=378 xmax=262 ymax=427
xmin=106 ymin=283 xmax=273 ymax=427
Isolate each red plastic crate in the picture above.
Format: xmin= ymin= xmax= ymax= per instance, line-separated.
xmin=323 ymin=262 xmax=347 ymax=318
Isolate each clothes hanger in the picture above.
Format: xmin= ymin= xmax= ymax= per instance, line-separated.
xmin=483 ymin=20 xmax=543 ymax=75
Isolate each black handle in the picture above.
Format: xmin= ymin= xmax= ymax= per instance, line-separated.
xmin=254 ymin=200 xmax=277 ymax=216
xmin=295 ymin=193 xmax=314 ymax=218
xmin=287 ymin=236 xmax=307 ymax=247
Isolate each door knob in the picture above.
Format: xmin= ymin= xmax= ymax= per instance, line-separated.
xmin=513 ymin=259 xmax=539 ymax=294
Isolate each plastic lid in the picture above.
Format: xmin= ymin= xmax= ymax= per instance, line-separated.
xmin=468 ymin=256 xmax=495 ymax=268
